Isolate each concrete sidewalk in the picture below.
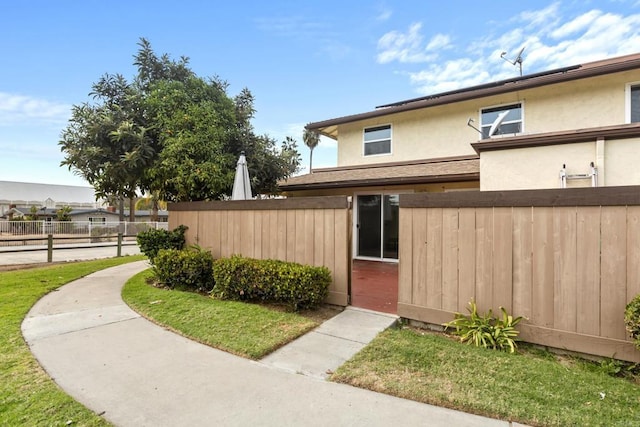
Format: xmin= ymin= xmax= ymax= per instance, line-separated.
xmin=22 ymin=261 xmax=515 ymax=426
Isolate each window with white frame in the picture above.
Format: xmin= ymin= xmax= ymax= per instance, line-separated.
xmin=363 ymin=124 xmax=391 ymax=156
xmin=89 ymin=217 xmax=106 ymax=224
xmin=627 ymin=83 xmax=640 ymax=123
xmin=480 ymin=103 xmax=522 ymax=139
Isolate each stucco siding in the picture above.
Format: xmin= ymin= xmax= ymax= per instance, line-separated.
xmin=605 ymin=137 xmax=640 ymax=186
xmin=480 ymin=142 xmax=595 ymax=191
xmin=336 ymin=71 xmax=640 ymax=168
xmin=480 ymin=136 xmax=640 ymax=191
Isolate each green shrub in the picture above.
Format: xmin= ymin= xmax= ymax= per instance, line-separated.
xmin=153 ymin=246 xmax=214 ymax=292
xmin=137 ymin=224 xmax=188 ymax=263
xmin=443 ymin=299 xmax=524 ymax=353
xmin=212 ymin=255 xmax=331 ymax=310
xmin=625 ymin=294 xmax=640 ymax=350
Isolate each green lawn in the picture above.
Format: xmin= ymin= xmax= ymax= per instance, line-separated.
xmin=0 ymin=256 xmax=145 ymax=427
xmin=122 ymin=270 xmax=327 ymax=359
xmin=331 ymin=326 xmax=640 ymax=427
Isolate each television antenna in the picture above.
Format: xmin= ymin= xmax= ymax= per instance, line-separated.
xmin=500 ymin=46 xmax=525 ymax=76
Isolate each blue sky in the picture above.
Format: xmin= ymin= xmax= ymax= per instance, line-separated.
xmin=2 ymin=1 xmax=640 ymax=187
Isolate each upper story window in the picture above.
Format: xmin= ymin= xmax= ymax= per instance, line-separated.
xmin=480 ymin=103 xmax=522 ymax=139
xmin=626 ymin=83 xmax=640 ymax=123
xmin=364 ymin=124 xmax=392 ymax=156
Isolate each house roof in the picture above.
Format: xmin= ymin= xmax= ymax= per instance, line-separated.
xmin=0 ymin=180 xmax=99 ymax=205
xmin=7 ymin=207 xmax=168 ymax=218
xmin=279 ymin=156 xmax=479 ymax=191
xmin=308 ymin=52 xmax=640 ymax=139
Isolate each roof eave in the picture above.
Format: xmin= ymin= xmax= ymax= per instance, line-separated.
xmin=307 ymin=54 xmax=640 ymax=134
xmin=280 ymin=172 xmax=480 ymax=192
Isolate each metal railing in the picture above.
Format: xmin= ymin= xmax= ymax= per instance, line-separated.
xmin=0 ymin=233 xmax=137 ymax=262
xmin=0 ymin=221 xmax=168 ymax=246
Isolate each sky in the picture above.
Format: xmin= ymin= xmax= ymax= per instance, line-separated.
xmin=2 ymin=0 xmax=640 ymax=187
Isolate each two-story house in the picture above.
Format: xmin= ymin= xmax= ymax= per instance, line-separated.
xmin=281 ymin=52 xmax=640 ymax=265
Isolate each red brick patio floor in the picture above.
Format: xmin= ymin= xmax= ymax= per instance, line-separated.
xmin=350 ymin=260 xmax=398 ymax=315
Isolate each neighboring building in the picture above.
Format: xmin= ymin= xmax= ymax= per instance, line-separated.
xmin=0 ymin=181 xmax=104 ymax=217
xmin=281 ymin=52 xmax=640 ymax=262
xmin=5 ymin=207 xmax=168 ymax=222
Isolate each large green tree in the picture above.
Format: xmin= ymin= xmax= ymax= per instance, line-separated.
xmin=60 ymin=38 xmax=300 ymax=213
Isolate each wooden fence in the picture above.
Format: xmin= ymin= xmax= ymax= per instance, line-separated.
xmin=398 ymin=186 xmax=640 ymax=362
xmin=169 ymin=197 xmax=350 ymax=305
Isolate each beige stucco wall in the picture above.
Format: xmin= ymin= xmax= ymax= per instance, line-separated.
xmin=480 ymin=137 xmax=640 ymax=191
xmin=336 ymin=70 xmax=640 ymax=167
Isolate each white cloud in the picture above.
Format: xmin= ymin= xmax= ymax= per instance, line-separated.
xmin=550 ymin=10 xmax=603 ymax=39
xmin=516 ymin=2 xmax=561 ymax=30
xmin=426 ymin=33 xmax=452 ymax=51
xmin=0 ymin=92 xmax=70 ymax=126
xmin=376 ymin=6 xmax=392 ymax=22
xmin=377 ymin=22 xmax=438 ymax=64
xmin=386 ymin=4 xmax=640 ymax=96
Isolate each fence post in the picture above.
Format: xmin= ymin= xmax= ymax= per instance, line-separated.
xmin=117 ymin=232 xmax=122 ymax=257
xmin=47 ymin=234 xmax=53 ymax=263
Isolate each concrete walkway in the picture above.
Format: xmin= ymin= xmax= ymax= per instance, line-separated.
xmin=22 ymin=261 xmax=516 ymax=427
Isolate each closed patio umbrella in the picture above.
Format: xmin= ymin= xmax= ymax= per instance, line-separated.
xmin=231 ymin=151 xmax=253 ymax=200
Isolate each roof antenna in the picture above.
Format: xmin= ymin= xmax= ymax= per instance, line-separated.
xmin=500 ymin=46 xmax=525 ymax=76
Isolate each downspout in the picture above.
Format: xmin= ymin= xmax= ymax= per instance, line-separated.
xmin=596 ymin=137 xmax=605 ymax=186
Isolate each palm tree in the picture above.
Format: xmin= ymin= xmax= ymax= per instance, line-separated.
xmin=303 ymin=127 xmax=320 ymax=173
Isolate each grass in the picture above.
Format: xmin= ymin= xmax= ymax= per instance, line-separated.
xmin=331 ymin=325 xmax=640 ymax=426
xmin=0 ymin=255 xmax=145 ymax=427
xmin=122 ymin=270 xmax=332 ymax=359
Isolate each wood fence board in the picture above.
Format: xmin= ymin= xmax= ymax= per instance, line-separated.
xmin=323 ymin=210 xmax=336 ymax=275
xmin=412 ymin=208 xmax=428 ymax=306
xmin=493 ymin=207 xmax=513 ymax=312
xmin=293 ymin=210 xmax=304 ymax=264
xmin=512 ymin=207 xmax=532 ymax=319
xmin=553 ymin=207 xmax=577 ymax=332
xmin=576 ymin=206 xmax=601 ymax=335
xmin=313 ymin=210 xmax=325 ymax=267
xmin=304 ymin=209 xmax=315 ymax=265
xmin=285 ymin=210 xmax=296 ymax=262
xmin=627 ymin=206 xmax=640 ymax=313
xmin=600 ymin=206 xmax=628 ymax=340
xmin=398 ymin=208 xmax=413 ymax=304
xmin=253 ymin=211 xmax=262 ymax=259
xmin=441 ymin=208 xmax=459 ymax=312
xmin=276 ymin=210 xmax=287 ymax=261
xmin=242 ymin=210 xmax=255 ymax=258
xmin=199 ymin=211 xmax=218 ymax=257
xmin=519 ymin=324 xmax=640 ymax=363
xmin=260 ymin=211 xmax=271 ymax=259
xmin=219 ymin=211 xmax=229 ymax=258
xmin=426 ymin=208 xmax=443 ymax=309
xmin=457 ymin=208 xmax=476 ymax=311
xmin=475 ymin=208 xmax=493 ymax=313
xmin=532 ymin=207 xmax=554 ymax=327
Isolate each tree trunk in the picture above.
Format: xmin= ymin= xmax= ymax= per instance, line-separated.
xmin=151 ymin=194 xmax=159 ymax=222
xmin=118 ymin=198 xmax=125 ymax=222
xmin=129 ymin=196 xmax=135 ymax=222
xmin=309 ymin=148 xmax=314 ymax=173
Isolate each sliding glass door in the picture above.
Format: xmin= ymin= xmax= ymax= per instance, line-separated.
xmin=356 ymin=194 xmax=399 ymax=260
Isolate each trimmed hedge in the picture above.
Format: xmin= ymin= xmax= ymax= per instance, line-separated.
xmin=153 ymin=247 xmax=214 ymax=293
xmin=212 ymin=255 xmax=331 ymax=310
xmin=137 ymin=224 xmax=188 ymax=263
xmin=625 ymin=294 xmax=640 ymax=350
